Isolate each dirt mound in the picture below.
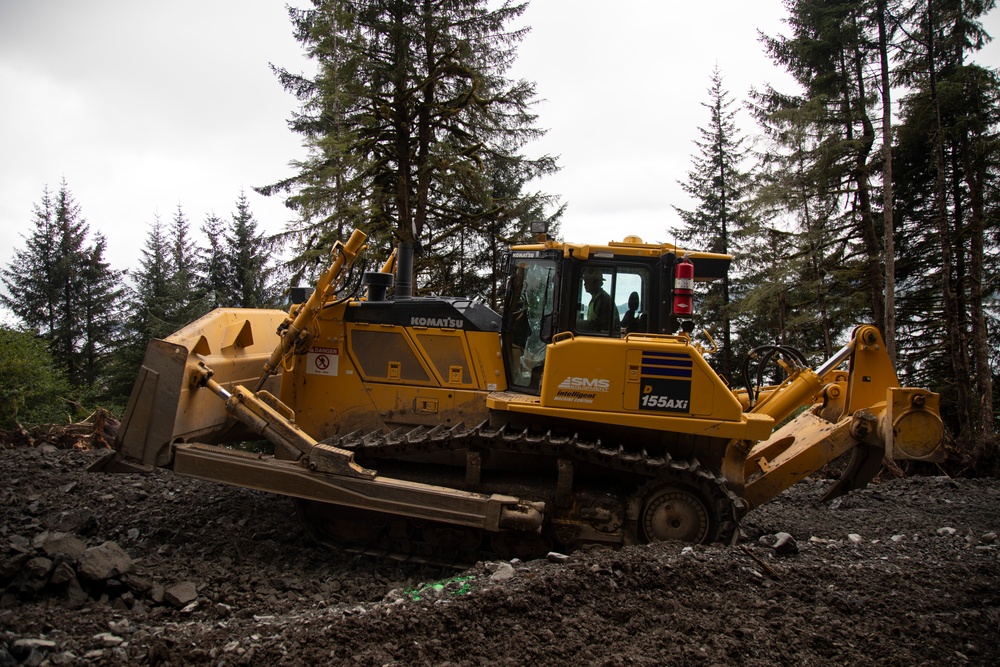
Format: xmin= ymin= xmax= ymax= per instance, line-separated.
xmin=2 ymin=444 xmax=998 ymax=666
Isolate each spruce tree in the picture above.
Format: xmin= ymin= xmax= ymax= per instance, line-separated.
xmin=221 ymin=192 xmax=281 ymax=308
xmin=167 ymin=205 xmax=206 ymax=325
xmin=674 ymin=68 xmax=752 ymax=380
xmin=78 ymin=233 xmax=125 ymax=398
xmin=755 ymin=0 xmax=1000 ymax=464
xmin=748 ymin=94 xmax=866 ymax=359
xmin=199 ymin=213 xmax=229 ymax=310
xmin=109 ymin=215 xmax=178 ymax=400
xmin=892 ymin=0 xmax=999 ymax=461
xmin=759 ymin=0 xmax=887 ymax=334
xmin=260 ymin=0 xmax=560 ymax=292
xmin=2 ymin=185 xmax=61 ymax=338
xmin=1 ymin=181 xmax=123 ymax=395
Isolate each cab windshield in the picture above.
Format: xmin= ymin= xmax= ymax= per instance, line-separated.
xmin=506 ymin=258 xmax=557 ymax=393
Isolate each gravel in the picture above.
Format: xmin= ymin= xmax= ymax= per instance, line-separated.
xmin=2 ymin=444 xmax=998 ymax=666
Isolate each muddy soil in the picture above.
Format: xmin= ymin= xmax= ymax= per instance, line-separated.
xmin=1 ymin=443 xmax=998 ymax=666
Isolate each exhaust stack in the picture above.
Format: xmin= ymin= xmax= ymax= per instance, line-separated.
xmin=395 ymin=242 xmax=415 ymax=299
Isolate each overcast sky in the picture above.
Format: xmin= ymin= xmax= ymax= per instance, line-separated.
xmin=2 ymin=1 xmax=1000 ymax=278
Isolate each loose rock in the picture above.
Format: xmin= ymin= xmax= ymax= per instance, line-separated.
xmin=164 ymin=581 xmax=198 ymax=608
xmin=488 ymin=562 xmax=515 ymax=582
xmin=2 ymin=440 xmax=1000 ymax=667
xmin=77 ymin=542 xmax=132 ymax=581
xmin=772 ymin=532 xmax=799 ymax=554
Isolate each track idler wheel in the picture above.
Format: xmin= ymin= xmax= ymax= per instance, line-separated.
xmin=637 ymin=482 xmax=717 ymax=545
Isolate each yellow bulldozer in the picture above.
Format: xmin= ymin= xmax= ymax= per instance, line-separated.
xmin=93 ymin=227 xmax=945 ymax=563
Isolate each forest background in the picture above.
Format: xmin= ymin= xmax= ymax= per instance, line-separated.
xmin=1 ymin=0 xmax=998 ymax=473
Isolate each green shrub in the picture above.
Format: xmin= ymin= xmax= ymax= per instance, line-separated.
xmin=0 ymin=326 xmax=72 ymax=429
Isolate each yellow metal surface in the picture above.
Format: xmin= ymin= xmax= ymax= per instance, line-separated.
xmin=841 ymin=326 xmax=901 ymax=415
xmin=361 ymin=384 xmax=491 ymax=429
xmin=510 ymin=236 xmax=732 ymax=276
xmin=276 ymin=302 xmax=504 ymax=438
xmin=256 ymin=229 xmax=368 ymax=388
xmin=743 ymin=410 xmax=861 ymax=509
xmin=487 ymin=391 xmax=775 ymax=442
xmin=115 ymin=308 xmax=288 ymax=468
xmin=737 ymin=326 xmax=946 ymax=505
xmin=540 ymin=334 xmax=744 ymax=418
xmin=749 ymin=368 xmax=825 ymax=424
xmin=882 ymin=387 xmax=945 ymax=461
xmin=515 ymin=332 xmax=778 ymax=441
xmin=172 ymin=443 xmax=542 ymax=532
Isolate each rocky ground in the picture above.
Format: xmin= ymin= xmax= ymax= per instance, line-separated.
xmin=1 ymin=441 xmax=999 ymax=666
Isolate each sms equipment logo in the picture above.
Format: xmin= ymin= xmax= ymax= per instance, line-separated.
xmin=558 ymin=376 xmax=610 ymax=392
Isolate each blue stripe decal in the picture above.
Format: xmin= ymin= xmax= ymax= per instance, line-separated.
xmin=641 ymin=362 xmax=693 ymax=370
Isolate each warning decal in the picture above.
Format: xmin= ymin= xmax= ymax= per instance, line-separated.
xmin=307 ymin=346 xmax=339 ymax=376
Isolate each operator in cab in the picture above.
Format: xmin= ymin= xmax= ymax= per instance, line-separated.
xmin=579 ymin=267 xmax=620 ymax=335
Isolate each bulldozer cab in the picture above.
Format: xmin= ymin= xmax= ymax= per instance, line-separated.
xmin=500 ymin=237 xmax=724 ymax=395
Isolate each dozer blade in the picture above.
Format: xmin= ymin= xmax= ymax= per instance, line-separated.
xmin=92 ymin=308 xmax=289 ymax=471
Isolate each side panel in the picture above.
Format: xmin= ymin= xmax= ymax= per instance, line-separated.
xmin=282 ymin=306 xmax=505 ymax=438
xmin=538 ymin=335 xmax=744 ymax=423
xmin=362 ymin=385 xmax=491 ymax=428
xmin=280 ymin=307 xmax=383 ymax=439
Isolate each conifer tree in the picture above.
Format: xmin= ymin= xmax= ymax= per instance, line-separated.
xmin=199 ymin=213 xmax=229 ymax=310
xmin=112 ymin=209 xmax=216 ymax=403
xmin=78 ymin=233 xmax=125 ymax=397
xmin=167 ymin=205 xmax=206 ymax=325
xmin=1 ymin=181 xmax=123 ymax=394
xmin=674 ymin=68 xmax=752 ymax=379
xmin=2 ymin=185 xmax=60 ymax=337
xmin=758 ymin=0 xmax=886 ymax=334
xmin=748 ymin=94 xmax=867 ymax=360
xmin=109 ymin=214 xmax=178 ymax=400
xmin=220 ymin=192 xmax=281 ymax=308
xmin=892 ymin=0 xmax=999 ymax=461
xmin=260 ymin=0 xmax=560 ymax=291
xmin=756 ymin=0 xmax=1000 ymax=466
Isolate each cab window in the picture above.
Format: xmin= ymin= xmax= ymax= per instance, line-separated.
xmin=508 ymin=259 xmax=556 ymax=391
xmin=576 ymin=265 xmax=649 ymax=337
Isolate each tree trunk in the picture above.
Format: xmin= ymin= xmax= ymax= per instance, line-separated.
xmin=846 ymin=22 xmax=884 ymax=333
xmin=927 ymin=0 xmax=972 ymax=444
xmin=718 ymin=123 xmax=733 ymax=380
xmin=392 ymin=5 xmax=414 ymax=245
xmin=877 ymin=0 xmax=896 ymax=367
xmin=960 ymin=83 xmax=998 ymax=467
